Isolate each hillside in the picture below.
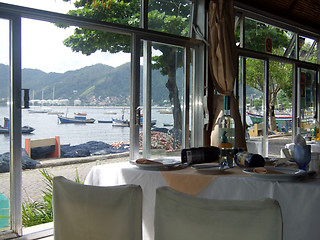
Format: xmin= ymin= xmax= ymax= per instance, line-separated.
xmin=0 ymin=63 xmax=183 ymax=106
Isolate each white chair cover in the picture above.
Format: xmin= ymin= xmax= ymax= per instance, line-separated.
xmin=53 ymin=176 xmax=142 ymax=240
xmin=154 ymin=186 xmax=282 ymax=240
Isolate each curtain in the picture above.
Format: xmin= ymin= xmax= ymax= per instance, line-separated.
xmin=208 ymin=0 xmax=246 ymax=149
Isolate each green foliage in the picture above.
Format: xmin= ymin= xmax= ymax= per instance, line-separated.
xmin=22 ymin=169 xmax=83 ymax=227
xmin=235 ymin=19 xmax=290 ymax=52
xmin=236 ymin=19 xmax=294 ymax=111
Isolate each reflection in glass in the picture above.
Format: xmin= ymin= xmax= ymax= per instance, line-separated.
xmin=245 ymin=58 xmax=265 ymax=155
xmin=299 ymin=69 xmax=316 ymax=137
xmin=148 ymin=0 xmax=192 ymax=36
xmin=235 ymin=18 xmax=291 ymax=57
xmin=140 ymin=43 xmax=187 ymax=158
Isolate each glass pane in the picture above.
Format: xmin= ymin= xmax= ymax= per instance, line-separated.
xmin=299 ymin=69 xmax=317 ymax=137
xmin=148 ymin=0 xmax=192 ymax=37
xmin=0 ymin=18 xmax=10 ymax=232
xmin=245 ymin=58 xmax=265 ymax=155
xmin=1 ymin=0 xmax=75 ymax=14
xmin=236 ymin=18 xmax=292 ymax=57
xmin=299 ymin=36 xmax=318 ymax=64
xmin=2 ymin=0 xmax=141 ymax=28
xmin=268 ymin=61 xmax=293 ymax=157
xmin=19 ymin=18 xmax=131 ymax=228
xmin=140 ymin=42 xmax=187 ymax=158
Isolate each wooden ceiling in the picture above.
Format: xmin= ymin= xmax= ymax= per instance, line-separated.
xmin=234 ymin=0 xmax=320 ymax=35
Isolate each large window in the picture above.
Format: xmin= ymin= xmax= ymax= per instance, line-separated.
xmin=0 ymin=1 xmax=200 ymax=238
xmin=236 ymin=12 xmax=320 ymax=157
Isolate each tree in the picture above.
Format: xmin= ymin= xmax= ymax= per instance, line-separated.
xmin=60 ymin=0 xmax=191 ymax=129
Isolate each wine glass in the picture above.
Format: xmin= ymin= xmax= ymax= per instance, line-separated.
xmin=294 ymin=145 xmax=311 ymax=171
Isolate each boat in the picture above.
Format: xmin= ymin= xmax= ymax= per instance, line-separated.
xmin=112 ymin=118 xmax=130 ymax=127
xmin=28 ymin=109 xmax=48 ymax=114
xmin=98 ymin=120 xmax=113 ymax=123
xmin=112 ymin=108 xmax=130 ymax=127
xmin=0 ymin=117 xmax=35 ymax=134
xmin=58 ymin=115 xmax=95 ymax=124
xmin=74 ymin=112 xmax=87 ymax=116
xmin=247 ymin=112 xmax=292 ymax=124
xmin=163 ymin=123 xmax=173 ymax=127
xmin=47 ymin=110 xmax=64 ymax=115
xmin=104 ymin=111 xmax=117 ymax=115
xmin=158 ymin=108 xmax=172 ymax=114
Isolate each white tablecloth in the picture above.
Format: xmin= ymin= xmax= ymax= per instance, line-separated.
xmin=85 ymin=162 xmax=320 ymax=240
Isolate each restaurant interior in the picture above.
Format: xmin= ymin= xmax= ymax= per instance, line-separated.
xmin=0 ymin=0 xmax=320 ymax=239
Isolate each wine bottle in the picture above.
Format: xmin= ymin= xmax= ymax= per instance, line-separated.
xmin=181 ymin=146 xmax=220 ymax=164
xmin=218 ymin=96 xmax=235 ymax=167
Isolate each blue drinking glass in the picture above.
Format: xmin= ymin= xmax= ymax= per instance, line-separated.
xmin=294 ymin=145 xmax=311 ymax=171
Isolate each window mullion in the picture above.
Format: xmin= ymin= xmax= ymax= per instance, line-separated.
xmin=9 ymin=14 xmax=23 ymax=236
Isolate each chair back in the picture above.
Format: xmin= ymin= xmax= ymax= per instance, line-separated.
xmin=53 ymin=176 xmax=142 ymax=240
xmin=154 ymin=186 xmax=282 ymax=240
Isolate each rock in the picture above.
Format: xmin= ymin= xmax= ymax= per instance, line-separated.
xmin=60 ymin=141 xmax=129 ymax=158
xmin=0 ymin=149 xmax=40 ymax=173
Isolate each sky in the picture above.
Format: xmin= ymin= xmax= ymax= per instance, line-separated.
xmin=0 ymin=0 xmax=131 ymax=73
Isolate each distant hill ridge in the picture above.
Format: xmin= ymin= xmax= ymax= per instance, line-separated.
xmin=0 ymin=63 xmax=180 ymax=105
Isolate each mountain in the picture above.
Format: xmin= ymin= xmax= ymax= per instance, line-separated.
xmin=0 ymin=63 xmax=183 ymax=106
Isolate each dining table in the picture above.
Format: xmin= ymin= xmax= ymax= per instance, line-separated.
xmin=84 ymin=160 xmax=320 ymax=240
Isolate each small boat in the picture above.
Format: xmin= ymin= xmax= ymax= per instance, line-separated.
xmin=163 ymin=123 xmax=173 ymax=127
xmin=47 ymin=111 xmax=64 ymax=115
xmin=104 ymin=111 xmax=117 ymax=115
xmin=0 ymin=117 xmax=35 ymax=134
xmin=158 ymin=108 xmax=172 ymax=114
xmin=74 ymin=112 xmax=87 ymax=116
xmin=112 ymin=118 xmax=130 ymax=127
xmin=28 ymin=109 xmax=48 ymax=114
xmin=58 ymin=115 xmax=95 ymax=124
xmin=98 ymin=120 xmax=113 ymax=123
xmin=112 ymin=107 xmax=130 ymax=127
xmin=247 ymin=112 xmax=292 ymax=124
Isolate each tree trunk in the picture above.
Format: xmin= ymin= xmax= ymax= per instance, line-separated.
xmin=269 ymin=91 xmax=278 ymax=132
xmin=166 ymin=48 xmax=182 ymax=130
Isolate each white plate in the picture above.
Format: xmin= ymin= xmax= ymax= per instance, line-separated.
xmin=130 ymin=158 xmax=181 ymax=171
xmin=191 ymin=164 xmax=228 ymax=174
xmin=243 ymin=167 xmax=306 ymax=181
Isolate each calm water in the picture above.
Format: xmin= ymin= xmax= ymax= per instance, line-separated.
xmin=0 ymin=106 xmax=173 ymax=154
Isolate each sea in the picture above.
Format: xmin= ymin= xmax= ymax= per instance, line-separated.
xmin=0 ymin=106 xmax=174 ymax=154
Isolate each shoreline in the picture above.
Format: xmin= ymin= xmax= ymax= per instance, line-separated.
xmin=35 ymin=151 xmax=130 ymax=168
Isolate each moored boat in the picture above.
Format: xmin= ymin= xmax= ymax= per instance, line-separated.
xmin=112 ymin=118 xmax=130 ymax=127
xmin=74 ymin=112 xmax=87 ymax=116
xmin=247 ymin=112 xmax=292 ymax=124
xmin=58 ymin=115 xmax=95 ymax=124
xmin=0 ymin=117 xmax=35 ymax=134
xmin=158 ymin=108 xmax=172 ymax=114
xmin=98 ymin=120 xmax=113 ymax=123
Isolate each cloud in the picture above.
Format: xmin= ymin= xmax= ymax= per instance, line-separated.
xmin=0 ymin=0 xmax=131 ymax=73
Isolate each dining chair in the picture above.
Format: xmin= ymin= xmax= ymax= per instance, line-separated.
xmin=154 ymin=186 xmax=283 ymax=240
xmin=53 ymin=176 xmax=142 ymax=240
